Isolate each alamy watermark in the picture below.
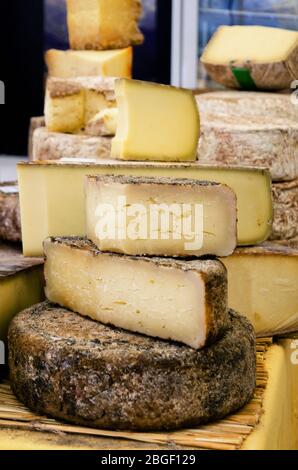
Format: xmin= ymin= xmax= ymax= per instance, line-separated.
xmin=95 ymin=197 xmax=204 ymax=251
xmin=291 ymin=80 xmax=298 ymax=106
xmin=0 ymin=341 xmax=5 ymax=365
xmin=0 ymin=80 xmax=4 ymax=105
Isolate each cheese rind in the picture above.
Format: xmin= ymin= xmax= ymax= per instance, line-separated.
xmin=66 ymin=0 xmax=144 ymax=50
xmin=32 ymin=128 xmax=112 ymax=161
xmin=45 ymin=48 xmax=133 ymax=79
xmin=111 ymin=79 xmax=200 ymax=162
xmin=222 ymin=242 xmax=298 ymax=337
xmin=17 ymin=162 xmax=273 ymax=257
xmin=45 ymin=77 xmax=116 ymax=134
xmin=44 ymin=237 xmax=228 ymax=349
xmin=28 ymin=117 xmax=45 ymax=159
xmin=271 ymin=180 xmax=298 ymax=241
xmin=197 ymin=91 xmax=298 ymax=182
xmin=201 ymin=26 xmax=298 ymax=90
xmin=0 ymin=184 xmax=21 ymax=243
xmin=85 ymin=175 xmax=237 ymax=257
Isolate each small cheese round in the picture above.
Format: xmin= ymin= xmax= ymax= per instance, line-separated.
xmin=9 ymin=302 xmax=256 ymax=431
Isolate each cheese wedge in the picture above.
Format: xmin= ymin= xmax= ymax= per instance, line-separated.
xmin=17 ymin=161 xmax=273 ymax=257
xmin=85 ymin=176 xmax=237 ymax=257
xmin=45 ymin=48 xmax=133 ymax=79
xmin=44 ymin=237 xmax=228 ymax=350
xmin=197 ymin=91 xmax=298 ymax=182
xmin=201 ymin=25 xmax=298 ymax=90
xmin=0 ymin=243 xmax=44 ymax=345
xmin=111 ymin=79 xmax=200 ymax=162
xmin=32 ymin=128 xmax=112 ymax=161
xmin=85 ymin=108 xmax=118 ymax=136
xmin=222 ymin=242 xmax=298 ymax=337
xmin=271 ymin=180 xmax=298 ymax=241
xmin=44 ymin=77 xmax=116 ymax=134
xmin=66 ymin=0 xmax=144 ymax=50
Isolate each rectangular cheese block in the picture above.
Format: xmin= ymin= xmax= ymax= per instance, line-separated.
xmin=66 ymin=0 xmax=144 ymax=50
xmin=44 ymin=237 xmax=228 ymax=349
xmin=0 ymin=243 xmax=44 ymax=345
xmin=17 ymin=161 xmax=273 ymax=257
xmin=222 ymin=242 xmax=298 ymax=337
xmin=111 ymin=79 xmax=200 ymax=162
xmin=45 ymin=48 xmax=133 ymax=79
xmin=86 ymin=175 xmax=237 ymax=257
xmin=32 ymin=127 xmax=112 ymax=161
xmin=45 ymin=77 xmax=116 ymax=134
xmin=0 ymin=183 xmax=21 ymax=242
xmin=201 ymin=25 xmax=298 ymax=90
xmin=271 ymin=180 xmax=298 ymax=241
xmin=197 ymin=91 xmax=298 ymax=182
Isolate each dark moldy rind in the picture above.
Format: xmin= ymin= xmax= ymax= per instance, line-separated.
xmin=0 ymin=184 xmax=21 ymax=242
xmin=9 ymin=301 xmax=256 ymax=431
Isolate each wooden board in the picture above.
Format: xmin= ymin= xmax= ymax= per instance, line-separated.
xmin=0 ymin=338 xmax=272 ymax=450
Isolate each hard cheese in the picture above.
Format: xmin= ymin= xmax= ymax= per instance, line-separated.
xmin=85 ymin=108 xmax=118 ymax=136
xmin=45 ymin=48 xmax=133 ymax=79
xmin=45 ymin=77 xmax=116 ymax=134
xmin=66 ymin=0 xmax=144 ymax=50
xmin=222 ymin=242 xmax=298 ymax=337
xmin=0 ymin=243 xmax=44 ymax=345
xmin=111 ymin=79 xmax=200 ymax=162
xmin=86 ymin=175 xmax=237 ymax=257
xmin=201 ymin=25 xmax=298 ymax=90
xmin=18 ymin=161 xmax=273 ymax=257
xmin=271 ymin=180 xmax=298 ymax=241
xmin=32 ymin=128 xmax=112 ymax=161
xmin=197 ymin=91 xmax=298 ymax=182
xmin=0 ymin=183 xmax=21 ymax=242
xmin=44 ymin=237 xmax=228 ymax=349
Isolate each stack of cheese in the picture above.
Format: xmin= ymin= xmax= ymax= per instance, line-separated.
xmin=31 ymin=0 xmax=144 ymax=161
xmin=9 ymin=80 xmax=257 ymax=432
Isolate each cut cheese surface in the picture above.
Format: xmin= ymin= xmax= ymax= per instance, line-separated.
xmin=111 ymin=79 xmax=200 ymax=162
xmin=17 ymin=162 xmax=273 ymax=257
xmin=66 ymin=0 xmax=144 ymax=50
xmin=197 ymin=91 xmax=298 ymax=182
xmin=86 ymin=175 xmax=237 ymax=257
xmin=222 ymin=242 xmax=298 ymax=337
xmin=45 ymin=48 xmax=133 ymax=79
xmin=44 ymin=237 xmax=228 ymax=350
xmin=44 ymin=77 xmax=116 ymax=134
xmin=32 ymin=128 xmax=112 ymax=161
xmin=0 ymin=243 xmax=44 ymax=343
xmin=85 ymin=108 xmax=118 ymax=136
xmin=201 ymin=26 xmax=298 ymax=90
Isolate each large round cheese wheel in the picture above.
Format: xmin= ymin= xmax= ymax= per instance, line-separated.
xmin=8 ymin=302 xmax=256 ymax=431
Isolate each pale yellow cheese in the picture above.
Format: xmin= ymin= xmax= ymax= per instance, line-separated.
xmin=86 ymin=176 xmax=237 ymax=257
xmin=45 ymin=89 xmax=85 ymax=133
xmin=201 ymin=26 xmax=298 ymax=90
xmin=66 ymin=0 xmax=144 ymax=50
xmin=111 ymin=79 xmax=200 ymax=162
xmin=44 ymin=237 xmax=228 ymax=350
xmin=17 ymin=161 xmax=273 ymax=257
xmin=45 ymin=48 xmax=133 ymax=79
xmin=222 ymin=243 xmax=298 ymax=337
xmin=85 ymin=108 xmax=118 ymax=136
xmin=243 ymin=344 xmax=296 ymax=450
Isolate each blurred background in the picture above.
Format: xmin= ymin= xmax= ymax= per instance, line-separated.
xmin=0 ymin=0 xmax=297 ymax=156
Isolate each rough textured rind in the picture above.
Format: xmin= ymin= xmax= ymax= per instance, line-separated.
xmin=47 ymin=77 xmax=116 ymax=102
xmin=232 ymin=241 xmax=298 ymax=258
xmin=202 ymin=44 xmax=298 ymax=90
xmin=197 ymin=91 xmax=298 ymax=182
xmin=0 ymin=184 xmax=21 ymax=242
xmin=8 ymin=301 xmax=256 ymax=431
xmin=28 ymin=117 xmax=45 ymax=159
xmin=32 ymin=128 xmax=112 ymax=161
xmin=271 ymin=180 xmax=298 ymax=240
xmin=0 ymin=243 xmax=43 ymax=280
xmin=44 ymin=236 xmax=229 ymax=348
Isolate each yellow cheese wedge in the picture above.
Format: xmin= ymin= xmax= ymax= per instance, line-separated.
xmin=0 ymin=244 xmax=44 ymax=345
xmin=222 ymin=243 xmax=298 ymax=337
xmin=66 ymin=0 xmax=144 ymax=50
xmin=85 ymin=175 xmax=237 ymax=257
xmin=111 ymin=79 xmax=200 ymax=162
xmin=17 ymin=161 xmax=273 ymax=257
xmin=201 ymin=25 xmax=298 ymax=90
xmin=45 ymin=48 xmax=133 ymax=79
